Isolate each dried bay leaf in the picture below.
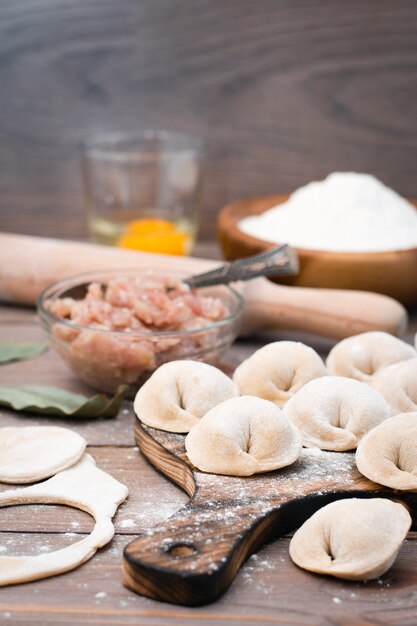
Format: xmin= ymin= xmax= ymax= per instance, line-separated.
xmin=0 ymin=384 xmax=128 ymax=418
xmin=0 ymin=342 xmax=48 ymax=364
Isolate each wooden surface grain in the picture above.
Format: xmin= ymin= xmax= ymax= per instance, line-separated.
xmin=0 ymin=297 xmax=417 ymax=624
xmin=1 ymin=0 xmax=417 ymax=240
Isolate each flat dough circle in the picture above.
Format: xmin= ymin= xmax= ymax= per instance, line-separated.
xmin=284 ymin=376 xmax=391 ymax=451
xmin=326 ymin=331 xmax=416 ymax=382
xmin=185 ymin=395 xmax=302 ymax=476
xmin=134 ymin=360 xmax=238 ymax=433
xmin=289 ymin=498 xmax=411 ymax=581
xmin=0 ymin=426 xmax=86 ymax=483
xmin=356 ymin=413 xmax=417 ymax=491
xmin=371 ymin=358 xmax=417 ymax=415
xmin=233 ymin=341 xmax=327 ymax=408
xmin=0 ymin=454 xmax=128 ymax=586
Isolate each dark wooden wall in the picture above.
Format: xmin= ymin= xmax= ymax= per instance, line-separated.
xmin=1 ymin=0 xmax=417 ymax=241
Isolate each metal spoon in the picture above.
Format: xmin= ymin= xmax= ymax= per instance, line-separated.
xmin=183 ymin=244 xmax=299 ymax=289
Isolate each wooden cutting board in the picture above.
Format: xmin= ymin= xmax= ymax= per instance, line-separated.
xmin=123 ymin=420 xmax=417 ymax=607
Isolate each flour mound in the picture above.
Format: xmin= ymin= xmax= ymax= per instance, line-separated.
xmin=239 ymin=172 xmax=417 ymax=252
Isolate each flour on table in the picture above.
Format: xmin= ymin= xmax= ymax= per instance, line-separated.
xmin=119 ymin=519 xmax=136 ymax=529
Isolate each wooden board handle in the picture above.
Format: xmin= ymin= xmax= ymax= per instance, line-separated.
xmin=123 ymin=422 xmax=288 ymax=606
xmin=123 ymin=498 xmax=299 ymax=606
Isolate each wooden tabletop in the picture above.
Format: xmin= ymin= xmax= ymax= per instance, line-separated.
xmin=0 ymin=264 xmax=417 ymax=625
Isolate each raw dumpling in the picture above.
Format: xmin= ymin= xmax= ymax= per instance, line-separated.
xmin=233 ymin=341 xmax=327 ymax=408
xmin=185 ymin=395 xmax=302 ymax=476
xmin=289 ymin=498 xmax=411 ymax=580
xmin=326 ymin=331 xmax=416 ymax=382
xmin=284 ymin=376 xmax=390 ymax=451
xmin=372 ymin=358 xmax=417 ymax=415
xmin=0 ymin=426 xmax=86 ymax=484
xmin=133 ymin=360 xmax=238 ymax=433
xmin=356 ymin=413 xmax=417 ymax=491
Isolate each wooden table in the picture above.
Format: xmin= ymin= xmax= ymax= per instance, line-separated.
xmin=0 ymin=269 xmax=416 ymax=625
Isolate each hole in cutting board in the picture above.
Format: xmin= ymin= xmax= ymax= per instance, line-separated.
xmin=167 ymin=543 xmax=198 ymax=558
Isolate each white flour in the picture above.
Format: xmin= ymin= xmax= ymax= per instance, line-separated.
xmin=239 ymin=172 xmax=417 ymax=252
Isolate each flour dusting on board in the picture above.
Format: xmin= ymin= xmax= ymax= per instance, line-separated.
xmin=193 ymin=447 xmax=356 ymax=520
xmin=141 ymin=436 xmax=358 ymax=542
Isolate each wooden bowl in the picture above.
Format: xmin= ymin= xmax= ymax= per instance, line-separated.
xmin=217 ymin=194 xmax=417 ymax=307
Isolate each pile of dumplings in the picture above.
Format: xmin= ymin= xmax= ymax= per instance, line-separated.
xmin=134 ymin=330 xmax=417 ymax=581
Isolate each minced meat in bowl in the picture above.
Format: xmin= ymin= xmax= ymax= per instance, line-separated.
xmin=37 ymin=269 xmax=243 ymax=392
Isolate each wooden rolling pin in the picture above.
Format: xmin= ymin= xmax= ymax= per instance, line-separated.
xmin=0 ymin=232 xmax=407 ymax=339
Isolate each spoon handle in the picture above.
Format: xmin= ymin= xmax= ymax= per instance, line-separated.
xmin=184 ymin=244 xmax=299 ymax=289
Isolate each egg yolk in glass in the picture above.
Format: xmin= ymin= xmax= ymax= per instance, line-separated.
xmin=117 ymin=218 xmax=190 ymax=255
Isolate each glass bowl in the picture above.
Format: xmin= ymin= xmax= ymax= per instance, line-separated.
xmin=37 ymin=269 xmax=243 ymax=393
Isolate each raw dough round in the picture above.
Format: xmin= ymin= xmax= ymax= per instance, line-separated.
xmin=0 ymin=426 xmax=86 ymax=483
xmin=0 ymin=454 xmax=128 ymax=586
xmin=371 ymin=358 xmax=417 ymax=415
xmin=185 ymin=395 xmax=302 ymax=476
xmin=326 ymin=331 xmax=416 ymax=382
xmin=233 ymin=341 xmax=327 ymax=408
xmin=356 ymin=413 xmax=417 ymax=491
xmin=134 ymin=360 xmax=239 ymax=433
xmin=289 ymin=498 xmax=411 ymax=580
xmin=284 ymin=376 xmax=391 ymax=451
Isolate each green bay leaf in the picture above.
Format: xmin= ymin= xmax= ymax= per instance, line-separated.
xmin=0 ymin=342 xmax=48 ymax=364
xmin=0 ymin=384 xmax=129 ymax=418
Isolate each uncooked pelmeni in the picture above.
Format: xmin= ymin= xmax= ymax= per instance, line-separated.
xmin=134 ymin=360 xmax=238 ymax=433
xmin=326 ymin=331 xmax=416 ymax=382
xmin=233 ymin=341 xmax=327 ymax=408
xmin=289 ymin=498 xmax=411 ymax=580
xmin=371 ymin=358 xmax=417 ymax=415
xmin=0 ymin=454 xmax=128 ymax=586
xmin=284 ymin=376 xmax=390 ymax=451
xmin=185 ymin=395 xmax=302 ymax=476
xmin=0 ymin=426 xmax=86 ymax=483
xmin=356 ymin=413 xmax=417 ymax=491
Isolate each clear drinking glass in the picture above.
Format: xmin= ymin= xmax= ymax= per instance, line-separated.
xmin=81 ymin=131 xmax=205 ymax=255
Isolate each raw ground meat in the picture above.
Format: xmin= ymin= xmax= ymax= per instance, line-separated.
xmin=47 ymin=275 xmax=230 ymax=392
